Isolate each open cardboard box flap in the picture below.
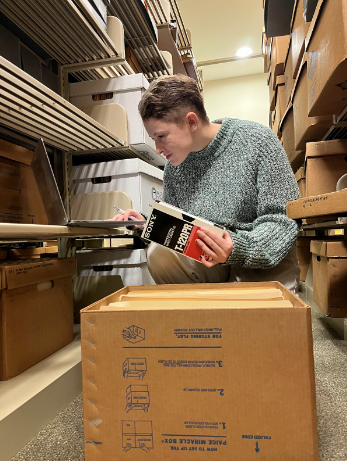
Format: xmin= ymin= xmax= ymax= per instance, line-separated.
xmin=0 ymin=257 xmax=77 ymax=291
xmin=306 ymin=139 xmax=347 ymax=158
xmin=310 ymin=240 xmax=347 ymax=258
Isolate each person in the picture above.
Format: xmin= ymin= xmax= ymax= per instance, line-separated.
xmin=112 ymin=74 xmax=301 ymax=293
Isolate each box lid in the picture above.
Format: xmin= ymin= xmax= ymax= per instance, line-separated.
xmin=287 ymin=188 xmax=347 ymax=219
xmin=73 ymin=157 xmax=163 ymax=182
xmin=295 ymin=166 xmax=306 ymax=181
xmin=69 ymin=73 xmax=149 ymax=98
xmin=306 ymin=139 xmax=347 ymax=158
xmin=310 ymin=240 xmax=347 ymax=257
xmin=0 ymin=257 xmax=77 ymax=290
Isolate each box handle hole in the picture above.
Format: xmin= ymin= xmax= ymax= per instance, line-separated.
xmin=316 ymin=256 xmax=321 ymax=262
xmin=91 ymin=176 xmax=112 ymax=184
xmin=92 ymin=265 xmax=113 ymax=272
xmin=37 ymin=280 xmax=54 ymax=291
xmin=92 ymin=92 xmax=113 ymax=101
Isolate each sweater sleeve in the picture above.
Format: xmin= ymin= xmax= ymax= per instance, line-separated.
xmin=224 ymin=126 xmax=300 ymax=269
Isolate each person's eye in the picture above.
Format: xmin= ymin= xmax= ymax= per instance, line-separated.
xmin=158 ymin=135 xmax=164 ymax=139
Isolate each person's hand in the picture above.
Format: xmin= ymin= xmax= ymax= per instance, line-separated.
xmin=109 ymin=209 xmax=145 ymax=229
xmin=195 ymin=228 xmax=233 ymax=267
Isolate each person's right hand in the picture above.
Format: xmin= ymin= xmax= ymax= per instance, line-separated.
xmin=109 ymin=209 xmax=145 ymax=229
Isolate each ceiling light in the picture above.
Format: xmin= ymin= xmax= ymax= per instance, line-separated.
xmin=236 ymin=47 xmax=253 ymax=58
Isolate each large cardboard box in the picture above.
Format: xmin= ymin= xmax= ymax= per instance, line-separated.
xmin=0 ymin=258 xmax=76 ymax=380
xmin=306 ymin=0 xmax=347 ymax=116
xmin=291 ymin=0 xmax=311 ymax=79
xmin=280 ymin=105 xmax=305 ymax=171
xmin=0 ymin=139 xmax=48 ymax=224
xmin=69 ymin=74 xmax=166 ymax=166
xmin=73 ymin=158 xmax=163 ymax=215
xmin=295 ymin=166 xmax=306 ymax=197
xmin=305 ymin=140 xmax=347 ymax=196
xmin=287 ymin=188 xmax=347 ymax=219
xmin=296 ymin=237 xmax=311 ymax=280
xmin=270 ymin=36 xmax=290 ymax=89
xmin=81 ymin=281 xmax=318 ymax=461
xmin=311 ymin=240 xmax=347 ymax=317
xmin=292 ymin=60 xmax=333 ymax=151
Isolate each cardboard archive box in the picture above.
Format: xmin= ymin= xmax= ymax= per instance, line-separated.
xmin=306 ymin=0 xmax=347 ymax=116
xmin=272 ymin=75 xmax=286 ymax=137
xmin=295 ymin=166 xmax=306 ymax=197
xmin=73 ymin=158 xmax=163 ymax=215
xmin=287 ymin=188 xmax=347 ymax=219
xmin=69 ymin=74 xmax=166 ymax=166
xmin=0 ymin=139 xmax=48 ymax=224
xmin=269 ymin=36 xmax=290 ymax=89
xmin=81 ymin=281 xmax=318 ymax=461
xmin=280 ymin=104 xmax=305 ymax=172
xmin=292 ymin=60 xmax=333 ymax=151
xmin=305 ymin=139 xmax=347 ymax=196
xmin=296 ymin=237 xmax=311 ymax=281
xmin=291 ymin=0 xmax=311 ymax=79
xmin=0 ymin=258 xmax=76 ymax=380
xmin=310 ymin=240 xmax=347 ymax=317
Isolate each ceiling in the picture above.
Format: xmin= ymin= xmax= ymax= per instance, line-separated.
xmin=176 ymin=0 xmax=265 ymax=81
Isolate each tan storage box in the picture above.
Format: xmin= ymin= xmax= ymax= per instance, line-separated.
xmin=0 ymin=139 xmax=48 ymax=224
xmin=287 ymin=188 xmax=347 ymax=219
xmin=311 ymin=240 xmax=347 ymax=317
xmin=273 ymin=75 xmax=286 ymax=136
xmin=306 ymin=0 xmax=347 ymax=116
xmin=8 ymin=247 xmax=58 ymax=259
xmin=280 ymin=104 xmax=305 ymax=171
xmin=0 ymin=258 xmax=76 ymax=380
xmin=270 ymin=36 xmax=290 ymax=89
xmin=296 ymin=237 xmax=311 ymax=281
xmin=295 ymin=166 xmax=306 ymax=197
xmin=291 ymin=0 xmax=311 ymax=78
xmin=81 ymin=281 xmax=318 ymax=461
xmin=292 ymin=60 xmax=333 ymax=151
xmin=305 ymin=140 xmax=347 ymax=196
xmin=284 ymin=38 xmax=294 ymax=107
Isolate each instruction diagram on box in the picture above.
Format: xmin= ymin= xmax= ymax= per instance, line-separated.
xmin=123 ymin=420 xmax=153 ymax=453
xmin=123 ymin=325 xmax=145 ymax=343
xmin=125 ymin=384 xmax=150 ymax=413
xmin=123 ymin=358 xmax=147 ymax=380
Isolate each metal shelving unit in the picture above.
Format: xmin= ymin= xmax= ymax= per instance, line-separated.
xmin=108 ymin=0 xmax=171 ymax=80
xmin=322 ymin=105 xmax=347 ymax=141
xmin=0 ymin=0 xmax=134 ymax=82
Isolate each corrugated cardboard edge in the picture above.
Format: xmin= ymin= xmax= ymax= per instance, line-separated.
xmin=0 ymin=139 xmax=33 ymax=166
xmin=287 ymin=189 xmax=347 ymax=219
xmin=305 ymin=0 xmax=325 ymax=51
xmin=295 ymin=166 xmax=306 ymax=181
xmin=306 ymin=139 xmax=347 ymax=158
xmin=310 ymin=239 xmax=347 ymax=257
xmin=279 ymin=102 xmax=293 ymax=134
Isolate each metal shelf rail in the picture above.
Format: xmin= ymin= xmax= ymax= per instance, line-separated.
xmin=0 ymin=0 xmax=133 ymax=81
xmin=108 ymin=0 xmax=171 ymax=80
xmin=322 ymin=105 xmax=347 ymax=141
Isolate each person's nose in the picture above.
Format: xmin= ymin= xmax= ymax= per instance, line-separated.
xmin=155 ymin=140 xmax=165 ymax=156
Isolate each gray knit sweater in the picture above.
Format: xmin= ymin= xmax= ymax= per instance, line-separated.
xmin=162 ymin=118 xmax=300 ymax=269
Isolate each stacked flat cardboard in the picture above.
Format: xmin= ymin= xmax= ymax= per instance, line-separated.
xmin=310 ymin=240 xmax=347 ymax=317
xmin=81 ymin=282 xmax=319 ymax=460
xmin=0 ymin=258 xmax=76 ymax=380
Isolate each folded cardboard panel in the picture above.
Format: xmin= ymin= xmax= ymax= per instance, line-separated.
xmin=270 ymin=36 xmax=290 ymax=89
xmin=280 ymin=104 xmax=305 ymax=171
xmin=81 ymin=281 xmax=318 ymax=461
xmin=287 ymin=188 xmax=347 ymax=219
xmin=292 ymin=61 xmax=333 ymax=151
xmin=0 ymin=258 xmax=76 ymax=379
xmin=295 ymin=166 xmax=306 ymax=197
xmin=284 ymin=38 xmax=294 ymax=107
xmin=305 ymin=140 xmax=347 ymax=196
xmin=306 ymin=0 xmax=347 ymax=116
xmin=310 ymin=240 xmax=347 ymax=317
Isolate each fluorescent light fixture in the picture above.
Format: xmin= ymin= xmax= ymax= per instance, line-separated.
xmin=236 ymin=46 xmax=253 ymax=58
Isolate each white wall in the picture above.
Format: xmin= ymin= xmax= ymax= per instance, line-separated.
xmin=203 ymin=73 xmax=269 ymax=127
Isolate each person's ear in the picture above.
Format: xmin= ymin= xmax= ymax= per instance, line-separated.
xmin=186 ymin=112 xmax=199 ymax=132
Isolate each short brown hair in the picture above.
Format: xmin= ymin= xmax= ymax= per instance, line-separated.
xmin=138 ymin=74 xmax=208 ymax=124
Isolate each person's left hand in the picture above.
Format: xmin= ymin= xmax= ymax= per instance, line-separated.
xmin=195 ymin=228 xmax=234 ymax=267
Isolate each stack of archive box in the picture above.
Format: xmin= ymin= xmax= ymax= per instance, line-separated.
xmin=80 ymin=281 xmax=319 ymax=460
xmin=264 ymin=0 xmax=347 ymax=320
